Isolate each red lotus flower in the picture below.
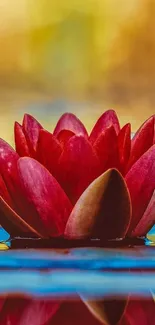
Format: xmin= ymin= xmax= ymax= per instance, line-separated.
xmin=0 ymin=109 xmax=154 ymax=324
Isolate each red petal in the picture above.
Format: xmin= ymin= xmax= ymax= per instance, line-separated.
xmin=83 ymin=299 xmax=127 ymax=325
xmin=0 ymin=298 xmax=30 ymax=325
xmin=37 ymin=130 xmax=62 ymax=176
xmin=19 ymin=300 xmax=60 ymax=325
xmin=125 ymin=145 xmax=155 ymax=235
xmin=65 ymin=169 xmax=131 ymax=240
xmin=22 ymin=114 xmax=43 ymax=157
xmin=89 ymin=110 xmax=120 ymax=144
xmin=0 ymin=174 xmax=14 ymax=207
xmin=131 ymin=190 xmax=155 ymax=237
xmin=120 ymin=297 xmax=155 ymax=325
xmin=0 ymin=196 xmax=43 ymax=237
xmin=53 ymin=113 xmax=88 ymax=138
xmin=57 ymin=129 xmax=75 ymax=147
xmin=127 ymin=116 xmax=154 ymax=172
xmin=118 ymin=124 xmax=131 ymax=175
xmin=0 ymin=139 xmax=46 ymax=234
xmin=51 ymin=301 xmax=101 ymax=325
xmin=0 ymin=139 xmax=20 ymax=204
xmin=14 ymin=122 xmax=30 ymax=157
xmin=18 ymin=158 xmax=72 ymax=236
xmin=0 ymin=175 xmax=18 ymax=234
xmin=0 ymin=299 xmax=5 ymax=314
xmin=93 ymin=126 xmax=120 ymax=173
xmin=153 ymin=117 xmax=155 ymax=143
xmin=0 ymin=298 xmax=59 ymax=325
xmin=57 ymin=135 xmax=101 ymax=203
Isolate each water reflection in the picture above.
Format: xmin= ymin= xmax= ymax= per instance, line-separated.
xmin=0 ymin=227 xmax=154 ymax=297
xmin=0 ymin=270 xmax=153 ymax=298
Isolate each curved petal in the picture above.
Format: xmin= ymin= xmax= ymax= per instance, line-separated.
xmin=0 ymin=139 xmax=45 ymax=232
xmin=125 ymin=144 xmax=155 ymax=235
xmin=0 ymin=138 xmax=19 ymax=176
xmin=127 ymin=116 xmax=154 ymax=172
xmin=58 ymin=135 xmax=101 ymax=204
xmin=57 ymin=129 xmax=75 ymax=147
xmin=0 ymin=174 xmax=14 ymax=207
xmin=22 ymin=114 xmax=43 ymax=157
xmin=18 ymin=158 xmax=73 ymax=237
xmin=118 ymin=124 xmax=131 ymax=175
xmin=0 ymin=196 xmax=43 ymax=237
xmin=53 ymin=113 xmax=88 ymax=138
xmin=89 ymin=110 xmax=120 ymax=145
xmin=19 ymin=300 xmax=60 ymax=325
xmin=0 ymin=299 xmax=5 ymax=314
xmin=0 ymin=297 xmax=60 ymax=325
xmin=65 ymin=169 xmax=131 ymax=240
xmin=0 ymin=209 xmax=23 ymax=237
xmin=82 ymin=299 xmax=127 ymax=325
xmin=0 ymin=139 xmax=21 ymax=207
xmin=37 ymin=130 xmax=62 ymax=176
xmin=51 ymin=301 xmax=101 ymax=325
xmin=14 ymin=122 xmax=30 ymax=157
xmin=0 ymin=298 xmax=30 ymax=325
xmin=93 ymin=126 xmax=120 ymax=173
xmin=131 ymin=190 xmax=155 ymax=237
xmin=120 ymin=297 xmax=155 ymax=325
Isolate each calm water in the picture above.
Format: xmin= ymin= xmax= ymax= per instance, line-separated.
xmin=0 ymin=227 xmax=155 ymax=298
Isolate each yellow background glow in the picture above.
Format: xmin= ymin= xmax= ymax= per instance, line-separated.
xmin=0 ymin=0 xmax=154 ymax=143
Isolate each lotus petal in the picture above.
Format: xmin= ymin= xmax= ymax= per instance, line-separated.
xmin=0 ymin=139 xmax=19 ymax=178
xmin=57 ymin=129 xmax=75 ymax=147
xmin=0 ymin=174 xmax=14 ymax=207
xmin=19 ymin=300 xmax=60 ymax=325
xmin=0 ymin=139 xmax=21 ymax=208
xmin=0 ymin=196 xmax=42 ymax=237
xmin=22 ymin=114 xmax=43 ymax=157
xmin=82 ymin=299 xmax=127 ymax=325
xmin=58 ymin=135 xmax=101 ymax=204
xmin=65 ymin=169 xmax=131 ymax=239
xmin=0 ymin=298 xmax=60 ymax=325
xmin=0 ymin=298 xmax=30 ymax=325
xmin=53 ymin=113 xmax=88 ymax=138
xmin=118 ymin=124 xmax=131 ymax=175
xmin=0 ymin=299 xmax=5 ymax=314
xmin=0 ymin=139 xmax=46 ymax=232
xmin=14 ymin=122 xmax=30 ymax=157
xmin=51 ymin=301 xmax=101 ymax=325
xmin=0 ymin=175 xmax=18 ymax=234
xmin=153 ymin=119 xmax=155 ymax=143
xmin=127 ymin=116 xmax=154 ymax=172
xmin=131 ymin=190 xmax=155 ymax=237
xmin=93 ymin=126 xmax=120 ymax=173
xmin=125 ymin=144 xmax=155 ymax=234
xmin=89 ymin=110 xmax=120 ymax=145
xmin=37 ymin=129 xmax=62 ymax=176
xmin=0 ymin=209 xmax=22 ymax=237
xmin=120 ymin=297 xmax=155 ymax=325
xmin=18 ymin=158 xmax=72 ymax=236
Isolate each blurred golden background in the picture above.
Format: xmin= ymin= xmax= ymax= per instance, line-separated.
xmin=0 ymin=0 xmax=155 ymax=144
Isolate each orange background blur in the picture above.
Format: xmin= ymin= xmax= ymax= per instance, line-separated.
xmin=0 ymin=0 xmax=154 ymax=144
